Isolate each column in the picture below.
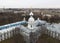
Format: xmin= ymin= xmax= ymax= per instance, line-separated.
xmin=0 ymin=34 xmax=2 ymax=41
xmin=5 ymin=32 xmax=8 ymax=39
xmin=1 ymin=33 xmax=4 ymax=41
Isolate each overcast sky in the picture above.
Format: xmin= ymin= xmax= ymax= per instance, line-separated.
xmin=0 ymin=0 xmax=60 ymax=8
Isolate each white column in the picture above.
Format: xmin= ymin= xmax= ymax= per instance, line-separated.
xmin=8 ymin=31 xmax=10 ymax=38
xmin=58 ymin=34 xmax=60 ymax=40
xmin=10 ymin=30 xmax=13 ymax=37
xmin=53 ymin=32 xmax=55 ymax=38
xmin=11 ymin=30 xmax=13 ymax=37
xmin=10 ymin=31 xmax=12 ymax=37
xmin=56 ymin=33 xmax=58 ymax=39
xmin=1 ymin=33 xmax=4 ymax=41
xmin=0 ymin=34 xmax=2 ymax=41
xmin=50 ymin=31 xmax=52 ymax=36
xmin=5 ymin=32 xmax=8 ymax=39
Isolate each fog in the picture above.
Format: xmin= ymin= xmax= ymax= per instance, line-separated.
xmin=0 ymin=0 xmax=60 ymax=8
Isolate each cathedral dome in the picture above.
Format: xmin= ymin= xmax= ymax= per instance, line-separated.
xmin=28 ymin=12 xmax=35 ymax=25
xmin=28 ymin=12 xmax=35 ymax=29
xmin=28 ymin=16 xmax=35 ymax=25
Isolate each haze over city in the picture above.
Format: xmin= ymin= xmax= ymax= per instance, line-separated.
xmin=0 ymin=0 xmax=60 ymax=8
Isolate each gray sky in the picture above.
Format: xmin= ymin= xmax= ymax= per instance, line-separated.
xmin=0 ymin=0 xmax=60 ymax=8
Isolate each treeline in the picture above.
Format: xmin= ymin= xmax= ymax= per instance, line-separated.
xmin=0 ymin=12 xmax=24 ymax=25
xmin=0 ymin=11 xmax=60 ymax=25
xmin=41 ymin=15 xmax=60 ymax=23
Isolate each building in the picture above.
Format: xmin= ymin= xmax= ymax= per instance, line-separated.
xmin=0 ymin=12 xmax=60 ymax=43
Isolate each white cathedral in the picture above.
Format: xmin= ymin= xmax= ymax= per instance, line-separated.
xmin=0 ymin=12 xmax=60 ymax=43
xmin=20 ymin=12 xmax=46 ymax=43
